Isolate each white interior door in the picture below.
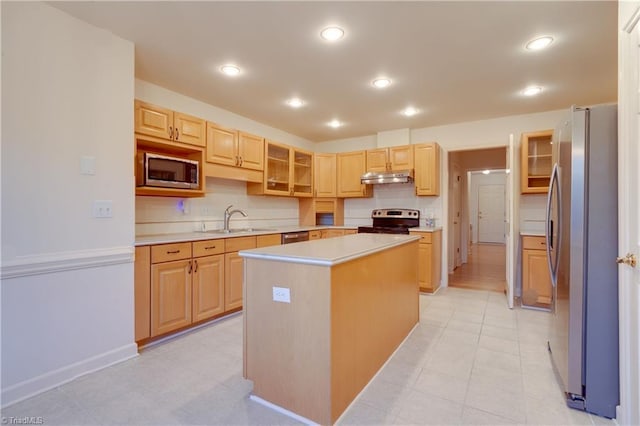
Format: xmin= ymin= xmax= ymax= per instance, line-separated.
xmin=478 ymin=184 xmax=505 ymax=243
xmin=505 ymin=134 xmax=517 ymax=309
xmin=617 ymin=5 xmax=640 ymax=424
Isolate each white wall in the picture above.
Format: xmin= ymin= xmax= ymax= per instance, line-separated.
xmin=1 ymin=2 xmax=136 ymax=406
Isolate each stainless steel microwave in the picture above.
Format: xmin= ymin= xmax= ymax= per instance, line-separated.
xmin=136 ymin=152 xmax=200 ymax=190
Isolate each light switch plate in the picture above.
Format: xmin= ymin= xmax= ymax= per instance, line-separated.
xmin=80 ymin=156 xmax=96 ymax=175
xmin=93 ymin=200 xmax=113 ymax=218
xmin=272 ymin=287 xmax=291 ymax=303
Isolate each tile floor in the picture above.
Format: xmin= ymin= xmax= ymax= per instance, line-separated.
xmin=1 ymin=287 xmax=614 ymax=425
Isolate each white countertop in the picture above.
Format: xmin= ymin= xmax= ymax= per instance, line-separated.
xmin=239 ymin=233 xmax=420 ymax=266
xmin=134 ymin=225 xmax=440 ymax=246
xmin=134 ymin=225 xmax=355 ymax=246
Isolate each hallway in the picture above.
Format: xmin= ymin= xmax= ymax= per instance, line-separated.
xmin=449 ymin=243 xmax=506 ymax=293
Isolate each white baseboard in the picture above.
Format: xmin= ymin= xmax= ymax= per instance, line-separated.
xmin=1 ymin=343 xmax=138 ymax=408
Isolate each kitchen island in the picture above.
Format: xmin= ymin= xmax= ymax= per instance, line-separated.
xmin=239 ymin=233 xmax=420 ymax=424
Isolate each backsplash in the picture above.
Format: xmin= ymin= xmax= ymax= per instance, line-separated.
xmin=136 ymin=179 xmax=442 ymax=235
xmin=135 ymin=177 xmax=299 ymax=235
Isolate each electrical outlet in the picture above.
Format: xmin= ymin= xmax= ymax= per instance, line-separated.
xmin=272 ymin=287 xmax=291 ymax=303
xmin=93 ymin=200 xmax=113 ymax=218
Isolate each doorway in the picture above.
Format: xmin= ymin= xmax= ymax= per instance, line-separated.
xmin=447 ymin=148 xmax=507 ymax=293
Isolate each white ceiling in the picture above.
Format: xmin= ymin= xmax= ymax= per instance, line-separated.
xmin=52 ymin=1 xmax=617 ymax=143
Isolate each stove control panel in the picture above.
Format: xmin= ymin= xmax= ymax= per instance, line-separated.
xmin=371 ymin=209 xmax=420 ymax=219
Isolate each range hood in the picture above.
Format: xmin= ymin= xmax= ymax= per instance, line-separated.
xmin=361 ymin=170 xmax=414 ymax=185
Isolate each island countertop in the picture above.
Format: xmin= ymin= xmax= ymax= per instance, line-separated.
xmin=239 ymin=233 xmax=419 ymax=266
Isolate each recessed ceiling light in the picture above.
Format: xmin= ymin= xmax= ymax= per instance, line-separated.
xmin=220 ymin=65 xmax=240 ymax=76
xmin=482 ymin=170 xmax=491 ymax=175
xmin=523 ymin=86 xmax=543 ymax=96
xmin=328 ymin=119 xmax=342 ymax=128
xmin=402 ymin=107 xmax=419 ymax=117
xmin=287 ymin=98 xmax=304 ymax=108
xmin=320 ymin=26 xmax=344 ymax=41
xmin=372 ymin=78 xmax=391 ymax=89
xmin=526 ymin=36 xmax=554 ymax=51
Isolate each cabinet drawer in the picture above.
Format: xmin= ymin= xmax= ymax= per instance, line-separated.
xmin=410 ymin=232 xmax=432 ymax=244
xmin=151 ymin=242 xmax=192 ymax=263
xmin=225 ymin=236 xmax=257 ymax=252
xmin=257 ymin=234 xmax=282 ymax=248
xmin=193 ymin=239 xmax=225 ymax=257
xmin=309 ymin=230 xmax=322 ymax=240
xmin=522 ymin=236 xmax=546 ymax=250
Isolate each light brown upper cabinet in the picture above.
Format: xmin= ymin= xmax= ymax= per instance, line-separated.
xmin=414 ymin=143 xmax=440 ymax=196
xmin=247 ymin=141 xmax=313 ymax=197
xmin=521 ymin=130 xmax=553 ymax=194
xmin=314 ymin=153 xmax=337 ymax=197
xmin=366 ymin=146 xmax=414 ymax=172
xmin=337 ymin=150 xmax=373 ymax=198
xmin=135 ymin=100 xmax=205 ymax=147
xmin=206 ymin=123 xmax=264 ymax=171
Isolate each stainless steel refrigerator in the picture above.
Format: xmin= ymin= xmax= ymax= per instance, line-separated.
xmin=546 ymin=104 xmax=619 ymax=418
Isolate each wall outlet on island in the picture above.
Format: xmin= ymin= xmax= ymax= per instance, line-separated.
xmin=272 ymin=287 xmax=291 ymax=303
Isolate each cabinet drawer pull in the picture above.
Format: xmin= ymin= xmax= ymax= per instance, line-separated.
xmin=166 ymin=250 xmax=180 ymax=254
xmin=204 ymin=245 xmax=217 ymax=250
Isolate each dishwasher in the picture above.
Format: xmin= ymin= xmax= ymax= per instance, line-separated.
xmin=281 ymin=231 xmax=309 ymax=244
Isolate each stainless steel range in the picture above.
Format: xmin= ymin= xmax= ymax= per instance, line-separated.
xmin=357 ymin=208 xmax=420 ymax=234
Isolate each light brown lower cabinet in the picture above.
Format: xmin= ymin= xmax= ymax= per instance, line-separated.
xmin=521 ymin=236 xmax=552 ymax=308
xmin=137 ymin=235 xmax=264 ymax=342
xmin=309 ymin=230 xmax=322 ymax=240
xmin=151 ymin=258 xmax=192 ymax=337
xmin=410 ymin=230 xmax=442 ymax=293
xmin=321 ymin=229 xmax=345 ymax=239
xmin=192 ymin=254 xmax=225 ymax=322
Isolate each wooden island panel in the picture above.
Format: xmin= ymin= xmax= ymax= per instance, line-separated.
xmin=243 ymin=238 xmax=418 ymax=425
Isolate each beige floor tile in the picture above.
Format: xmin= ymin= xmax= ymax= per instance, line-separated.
xmin=473 ymin=347 xmax=521 ymax=374
xmin=395 ymin=389 xmax=464 ymax=425
xmin=464 ymin=377 xmax=526 ymax=423
xmin=481 ymin=323 xmax=519 ymax=341
xmin=439 ymin=328 xmax=481 ymax=346
xmin=524 ymin=394 xmax=593 ymax=425
xmin=460 ymin=406 xmax=519 ymax=425
xmin=452 ymin=309 xmax=486 ymax=324
xmin=338 ymin=400 xmax=398 ymax=425
xmin=483 ymin=314 xmax=517 ymax=330
xmin=446 ymin=319 xmax=483 ymax=335
xmin=412 ymin=369 xmax=469 ymax=403
xmin=478 ymin=334 xmax=520 ymax=356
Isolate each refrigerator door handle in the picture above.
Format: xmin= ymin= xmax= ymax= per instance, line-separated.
xmin=546 ymin=163 xmax=560 ymax=287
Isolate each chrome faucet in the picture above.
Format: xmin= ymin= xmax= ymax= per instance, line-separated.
xmin=223 ymin=205 xmax=247 ymax=232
